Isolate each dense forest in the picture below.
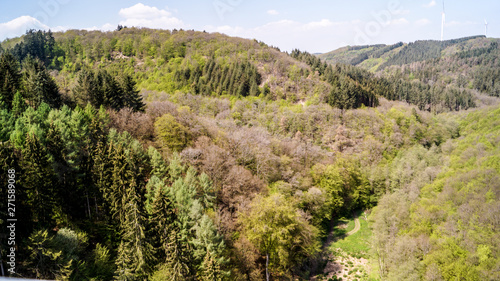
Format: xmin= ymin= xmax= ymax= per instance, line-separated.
xmin=0 ymin=28 xmax=499 ymax=281
xmin=318 ymin=36 xmax=500 ymax=113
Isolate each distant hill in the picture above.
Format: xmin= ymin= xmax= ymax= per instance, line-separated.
xmin=317 ymin=36 xmax=500 ymax=110
xmin=318 ymin=36 xmax=497 ymax=72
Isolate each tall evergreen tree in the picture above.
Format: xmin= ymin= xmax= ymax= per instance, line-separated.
xmin=100 ymin=70 xmax=123 ymax=110
xmin=12 ymin=29 xmax=56 ymax=66
xmin=120 ymin=74 xmax=145 ymax=112
xmin=0 ymin=52 xmax=22 ymax=109
xmin=22 ymin=56 xmax=61 ymax=108
xmin=11 ymin=91 xmax=27 ymax=117
xmin=148 ymin=183 xmax=176 ymax=263
xmin=74 ymin=69 xmax=103 ymax=108
xmin=114 ymin=188 xmax=152 ymax=280
xmin=21 ymin=133 xmax=57 ymax=228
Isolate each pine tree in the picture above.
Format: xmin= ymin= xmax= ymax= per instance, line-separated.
xmin=22 ymin=56 xmax=61 ymax=108
xmin=100 ymin=70 xmax=123 ymax=110
xmin=191 ymin=214 xmax=228 ymax=277
xmin=0 ymin=106 xmax=14 ymax=141
xmin=199 ymin=173 xmax=215 ymax=210
xmin=199 ymin=251 xmax=225 ymax=281
xmin=21 ymin=133 xmax=57 ymax=228
xmin=74 ymin=69 xmax=102 ymax=107
xmin=0 ymin=52 xmax=21 ymax=109
xmin=114 ymin=188 xmax=152 ymax=280
xmin=149 ymin=183 xmax=176 ymax=263
xmin=11 ymin=91 xmax=27 ymax=117
xmin=164 ymin=230 xmax=191 ymax=281
xmin=120 ymin=74 xmax=145 ymax=112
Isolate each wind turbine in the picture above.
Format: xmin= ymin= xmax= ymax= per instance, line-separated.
xmin=441 ymin=0 xmax=446 ymax=41
xmin=485 ymin=19 xmax=488 ymax=37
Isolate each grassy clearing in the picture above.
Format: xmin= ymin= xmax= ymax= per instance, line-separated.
xmin=330 ymin=213 xmax=372 ymax=259
xmin=332 ymin=217 xmax=356 ymax=237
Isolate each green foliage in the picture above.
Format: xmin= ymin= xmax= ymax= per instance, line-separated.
xmin=3 ymin=27 xmax=500 ymax=281
xmin=192 ymin=215 xmax=229 ymax=279
xmin=291 ymin=49 xmax=379 ymax=109
xmin=154 ymin=113 xmax=191 ymax=152
xmin=24 ymin=228 xmax=87 ymax=280
xmin=0 ymin=105 xmax=14 ymax=141
xmin=115 ymin=188 xmax=153 ymax=280
xmin=74 ymin=69 xmax=144 ymax=111
xmin=312 ymin=156 xmax=372 ymax=215
xmin=21 ymin=132 xmax=58 ymax=227
xmin=319 ymin=36 xmax=499 ymax=112
xmin=371 ymin=106 xmax=500 ymax=280
xmin=22 ymin=56 xmax=61 ymax=108
xmin=0 ymin=52 xmax=22 ymax=108
xmin=120 ymin=74 xmax=145 ymax=112
xmin=88 ymin=243 xmax=115 ymax=280
xmin=11 ymin=29 xmax=57 ymax=66
xmin=11 ymin=91 xmax=27 ymax=117
xmin=242 ymin=193 xmax=320 ymax=279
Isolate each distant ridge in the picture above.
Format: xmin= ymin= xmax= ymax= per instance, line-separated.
xmin=318 ymin=35 xmax=490 ymax=72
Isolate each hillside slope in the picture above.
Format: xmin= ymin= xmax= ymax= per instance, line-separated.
xmin=317 ymin=36 xmax=500 ymax=112
xmin=318 ymin=36 xmax=492 ymax=71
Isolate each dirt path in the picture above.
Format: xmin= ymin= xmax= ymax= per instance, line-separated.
xmin=310 ymin=215 xmax=365 ymax=280
xmin=311 ymin=214 xmax=361 ymax=281
xmin=346 ymin=217 xmax=360 ymax=236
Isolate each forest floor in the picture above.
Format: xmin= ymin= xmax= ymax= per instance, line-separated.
xmin=311 ymin=211 xmax=374 ymax=281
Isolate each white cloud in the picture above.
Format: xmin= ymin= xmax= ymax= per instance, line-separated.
xmin=51 ymin=26 xmax=71 ymax=32
xmin=267 ymin=10 xmax=279 ymax=15
xmin=302 ymin=19 xmax=334 ymax=30
xmin=0 ymin=16 xmax=49 ymax=41
xmin=84 ymin=23 xmax=115 ymax=32
xmin=101 ymin=23 xmax=116 ymax=31
xmin=119 ymin=3 xmax=170 ymax=19
xmin=415 ymin=18 xmax=431 ymax=26
xmin=423 ymin=0 xmax=437 ymax=8
xmin=204 ymin=19 xmax=360 ymax=52
xmin=390 ymin=18 xmax=410 ymax=25
xmin=118 ymin=3 xmax=186 ymax=29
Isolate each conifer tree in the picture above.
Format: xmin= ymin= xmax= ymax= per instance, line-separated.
xmin=120 ymin=74 xmax=145 ymax=112
xmin=11 ymin=91 xmax=27 ymax=117
xmin=0 ymin=52 xmax=21 ymax=109
xmin=191 ymin=214 xmax=228 ymax=277
xmin=149 ymin=183 xmax=176 ymax=263
xmin=114 ymin=188 xmax=152 ymax=280
xmin=74 ymin=69 xmax=103 ymax=107
xmin=21 ymin=133 xmax=57 ymax=228
xmin=100 ymin=70 xmax=123 ymax=110
xmin=22 ymin=56 xmax=61 ymax=108
xmin=199 ymin=251 xmax=225 ymax=281
xmin=0 ymin=106 xmax=14 ymax=141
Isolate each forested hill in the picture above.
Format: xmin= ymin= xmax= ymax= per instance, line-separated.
xmin=0 ymin=28 xmax=422 ymax=110
xmin=314 ymin=36 xmax=500 ymax=113
xmin=0 ymin=28 xmax=499 ymax=281
xmin=1 ymin=28 xmax=334 ymax=104
xmin=318 ymin=35 xmax=491 ymax=70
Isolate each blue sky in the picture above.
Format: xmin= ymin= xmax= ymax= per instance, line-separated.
xmin=1 ymin=0 xmax=498 ymax=53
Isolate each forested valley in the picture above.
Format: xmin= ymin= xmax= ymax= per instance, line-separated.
xmin=0 ymin=28 xmax=499 ymax=281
